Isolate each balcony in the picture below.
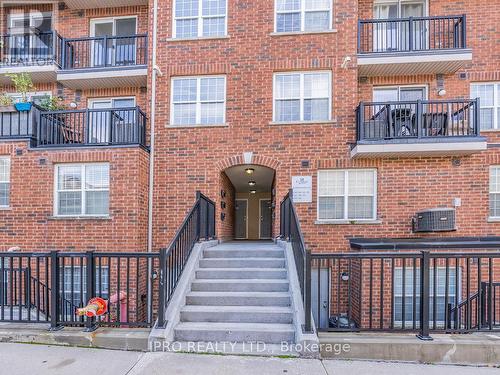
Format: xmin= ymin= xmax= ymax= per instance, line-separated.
xmin=64 ymin=0 xmax=148 ymax=9
xmin=0 ymin=106 xmax=146 ymax=148
xmin=36 ymin=107 xmax=147 ymax=148
xmin=57 ymin=34 xmax=148 ymax=89
xmin=351 ymin=99 xmax=487 ymax=158
xmin=357 ymin=15 xmax=472 ymax=76
xmin=0 ymin=31 xmax=62 ymax=84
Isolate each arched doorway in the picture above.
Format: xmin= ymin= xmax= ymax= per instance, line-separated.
xmin=220 ymin=164 xmax=276 ymax=240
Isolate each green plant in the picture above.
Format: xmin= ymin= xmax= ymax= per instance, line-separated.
xmin=0 ymin=93 xmax=13 ymax=107
xmin=38 ymin=95 xmax=66 ymax=111
xmin=5 ymin=73 xmax=34 ymax=103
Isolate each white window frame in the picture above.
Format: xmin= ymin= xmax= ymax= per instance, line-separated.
xmin=490 ymin=166 xmax=500 ymax=219
xmin=0 ymin=157 xmax=11 ymax=208
xmin=274 ymin=0 xmax=333 ymax=33
xmin=89 ymin=16 xmax=138 ymax=37
xmin=172 ymin=0 xmax=228 ymax=39
xmin=393 ymin=266 xmax=460 ymax=326
xmin=170 ymin=75 xmax=227 ymax=126
xmin=87 ymin=96 xmax=136 ymax=108
xmin=7 ymin=91 xmax=51 ymax=104
xmin=54 ymin=163 xmax=110 ymax=217
xmin=373 ymin=0 xmax=428 ymax=18
xmin=471 ymin=82 xmax=500 ymax=131
xmin=317 ymin=169 xmax=377 ymax=221
xmin=273 ymin=71 xmax=332 ymax=123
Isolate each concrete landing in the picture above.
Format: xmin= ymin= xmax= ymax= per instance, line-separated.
xmin=319 ymin=331 xmax=500 ymax=366
xmin=0 ymin=323 xmax=150 ymax=351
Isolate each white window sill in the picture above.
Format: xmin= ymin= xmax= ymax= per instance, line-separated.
xmin=167 ymin=123 xmax=228 ymax=129
xmin=270 ymin=29 xmax=337 ymax=37
xmin=315 ymin=219 xmax=382 ymax=225
xmin=0 ymin=206 xmax=11 ymax=211
xmin=166 ymin=36 xmax=230 ymax=42
xmin=480 ymin=129 xmax=500 ymax=132
xmin=270 ymin=120 xmax=336 ymax=126
xmin=487 ymin=217 xmax=500 ymax=222
xmin=49 ymin=216 xmax=112 ymax=220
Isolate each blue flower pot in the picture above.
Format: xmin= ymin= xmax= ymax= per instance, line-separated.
xmin=15 ymin=102 xmax=32 ymax=112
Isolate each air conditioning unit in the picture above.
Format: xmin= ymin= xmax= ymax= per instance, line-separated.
xmin=412 ymin=208 xmax=456 ymax=232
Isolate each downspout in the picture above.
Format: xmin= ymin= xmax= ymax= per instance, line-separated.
xmin=147 ymin=0 xmax=161 ymax=323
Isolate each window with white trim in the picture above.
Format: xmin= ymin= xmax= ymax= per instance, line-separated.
xmin=173 ymin=0 xmax=227 ymax=38
xmin=274 ymin=71 xmax=331 ymax=122
xmin=490 ymin=166 xmax=500 ymax=218
xmin=0 ymin=157 xmax=10 ymax=208
xmin=317 ymin=169 xmax=376 ymax=221
xmin=471 ymin=82 xmax=500 ymax=130
xmin=171 ymin=76 xmax=226 ymax=126
xmin=55 ymin=164 xmax=110 ymax=216
xmin=275 ymin=0 xmax=332 ymax=33
xmin=394 ymin=267 xmax=459 ymax=325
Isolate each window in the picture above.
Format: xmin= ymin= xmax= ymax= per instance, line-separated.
xmin=8 ymin=92 xmax=51 ymax=104
xmin=490 ymin=166 xmax=500 ymax=218
xmin=171 ymin=76 xmax=226 ymax=126
xmin=55 ymin=164 xmax=110 ymax=217
xmin=471 ymin=83 xmax=500 ymax=130
xmin=274 ymin=71 xmax=331 ymax=122
xmin=173 ymin=0 xmax=227 ymax=38
xmin=394 ymin=267 xmax=459 ymax=325
xmin=0 ymin=157 xmax=10 ymax=207
xmin=317 ymin=169 xmax=376 ymax=221
xmin=275 ymin=0 xmax=332 ymax=33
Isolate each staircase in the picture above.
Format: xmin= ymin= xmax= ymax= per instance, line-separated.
xmin=174 ymin=241 xmax=295 ymax=344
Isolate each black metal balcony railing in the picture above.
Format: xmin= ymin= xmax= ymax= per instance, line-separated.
xmin=0 ymin=107 xmax=40 ymax=139
xmin=37 ymin=107 xmax=147 ymax=147
xmin=358 ymin=15 xmax=466 ymax=54
xmin=63 ymin=34 xmax=148 ymax=70
xmin=0 ymin=31 xmax=63 ymax=67
xmin=356 ymin=99 xmax=480 ymax=142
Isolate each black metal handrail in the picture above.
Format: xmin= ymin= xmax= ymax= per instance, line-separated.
xmin=309 ymin=251 xmax=500 ymax=339
xmin=37 ymin=106 xmax=147 ymax=147
xmin=356 ymin=99 xmax=480 ymax=142
xmin=0 ymin=30 xmax=63 ymax=67
xmin=280 ymin=189 xmax=312 ymax=332
xmin=156 ymin=191 xmax=216 ymax=328
xmin=358 ymin=15 xmax=466 ymax=54
xmin=62 ymin=34 xmax=148 ymax=70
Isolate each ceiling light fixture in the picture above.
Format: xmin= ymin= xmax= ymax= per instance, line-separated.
xmin=248 ymin=181 xmax=256 ymax=186
xmin=250 ymin=190 xmax=257 ymax=194
xmin=245 ymin=168 xmax=255 ymax=175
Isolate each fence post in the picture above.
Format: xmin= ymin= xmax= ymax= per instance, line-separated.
xmin=461 ymin=14 xmax=466 ymax=48
xmin=416 ymin=100 xmax=423 ymax=138
xmin=287 ymin=189 xmax=293 ymax=241
xmin=195 ymin=191 xmax=201 ymax=240
xmin=48 ymin=251 xmax=62 ymax=331
xmin=84 ymin=251 xmax=97 ymax=332
xmin=304 ymin=249 xmax=313 ymax=333
xmin=408 ymin=17 xmax=414 ymax=51
xmin=417 ymin=251 xmax=433 ymax=340
xmin=474 ymin=98 xmax=480 ymax=135
xmin=357 ymin=20 xmax=362 ymax=53
xmin=155 ymin=248 xmax=167 ymax=329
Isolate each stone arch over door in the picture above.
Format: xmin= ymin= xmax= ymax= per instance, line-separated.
xmin=215 ymin=153 xmax=281 ymax=172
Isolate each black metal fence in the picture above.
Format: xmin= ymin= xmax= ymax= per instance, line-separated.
xmin=310 ymin=251 xmax=500 ymax=339
xmin=356 ymin=99 xmax=480 ymax=142
xmin=358 ymin=15 xmax=466 ymax=54
xmin=280 ymin=190 xmax=312 ymax=332
xmin=0 ymin=105 xmax=41 ymax=140
xmin=0 ymin=191 xmax=215 ymax=331
xmin=63 ymin=35 xmax=148 ymax=70
xmin=37 ymin=107 xmax=147 ymax=147
xmin=156 ymin=192 xmax=216 ymax=328
xmin=0 ymin=31 xmax=63 ymax=67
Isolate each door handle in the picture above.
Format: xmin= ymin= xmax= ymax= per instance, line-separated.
xmin=322 ymin=301 xmax=328 ymax=309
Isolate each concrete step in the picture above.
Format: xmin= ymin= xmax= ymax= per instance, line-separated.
xmin=199 ymin=258 xmax=285 ymax=269
xmin=174 ymin=322 xmax=295 ymax=343
xmin=203 ymin=249 xmax=284 ymax=259
xmin=185 ymin=291 xmax=291 ymax=306
xmin=180 ymin=305 xmax=293 ymax=324
xmin=195 ymin=268 xmax=287 ymax=280
xmin=191 ymin=279 xmax=289 ymax=292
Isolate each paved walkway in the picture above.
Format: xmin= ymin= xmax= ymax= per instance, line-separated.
xmin=0 ymin=343 xmax=499 ymax=375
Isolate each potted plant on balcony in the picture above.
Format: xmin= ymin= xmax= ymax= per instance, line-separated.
xmin=0 ymin=93 xmax=15 ymax=113
xmin=38 ymin=95 xmax=66 ymax=111
xmin=5 ymin=73 xmax=35 ymax=112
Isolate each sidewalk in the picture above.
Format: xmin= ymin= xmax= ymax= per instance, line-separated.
xmin=0 ymin=343 xmax=499 ymax=375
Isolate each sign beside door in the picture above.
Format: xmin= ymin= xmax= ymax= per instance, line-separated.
xmin=292 ymin=176 xmax=312 ymax=203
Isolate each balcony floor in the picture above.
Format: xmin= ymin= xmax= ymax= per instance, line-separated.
xmin=64 ymin=0 xmax=147 ymax=9
xmin=351 ymin=137 xmax=488 ymax=158
xmin=56 ymin=66 xmax=148 ymax=89
xmin=0 ymin=64 xmax=58 ymax=84
xmin=357 ymin=49 xmax=472 ymax=77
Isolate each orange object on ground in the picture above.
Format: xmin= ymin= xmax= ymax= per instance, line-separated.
xmin=76 ymin=297 xmax=108 ymax=317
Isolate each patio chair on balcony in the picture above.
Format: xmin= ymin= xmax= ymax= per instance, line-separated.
xmin=421 ymin=112 xmax=448 ymax=137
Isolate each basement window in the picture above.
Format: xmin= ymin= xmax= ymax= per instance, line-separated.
xmin=173 ymin=0 xmax=227 ymax=38
xmin=54 ymin=163 xmax=110 ymax=217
